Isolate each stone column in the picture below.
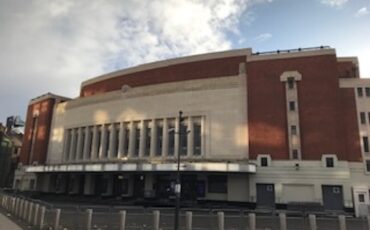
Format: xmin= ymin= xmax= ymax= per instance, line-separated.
xmin=69 ymin=129 xmax=77 ymax=161
xmin=109 ymin=124 xmax=117 ymax=159
xmin=91 ymin=126 xmax=99 ymax=159
xmin=162 ymin=118 xmax=169 ymax=157
xmin=150 ymin=119 xmax=157 ymax=157
xmin=128 ymin=122 xmax=135 ymax=158
xmin=99 ymin=125 xmax=107 ymax=159
xmin=83 ymin=127 xmax=91 ymax=160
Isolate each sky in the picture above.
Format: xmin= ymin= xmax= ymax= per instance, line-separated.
xmin=0 ymin=0 xmax=369 ymax=124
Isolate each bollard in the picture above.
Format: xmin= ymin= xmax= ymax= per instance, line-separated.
xmin=153 ymin=210 xmax=160 ymax=230
xmin=338 ymin=215 xmax=346 ymax=230
xmin=12 ymin=198 xmax=16 ymax=214
xmin=249 ymin=213 xmax=256 ymax=230
xmin=39 ymin=206 xmax=45 ymax=230
xmin=279 ymin=213 xmax=287 ymax=230
xmin=119 ymin=210 xmax=126 ymax=230
xmin=54 ymin=208 xmax=61 ymax=230
xmin=218 ymin=211 xmax=224 ymax=230
xmin=28 ymin=202 xmax=34 ymax=224
xmin=18 ymin=199 xmax=23 ymax=218
xmin=14 ymin=198 xmax=19 ymax=215
xmin=185 ymin=211 xmax=192 ymax=230
xmin=86 ymin=209 xmax=93 ymax=230
xmin=308 ymin=214 xmax=317 ymax=230
xmin=367 ymin=215 xmax=370 ymax=230
xmin=34 ymin=204 xmax=39 ymax=226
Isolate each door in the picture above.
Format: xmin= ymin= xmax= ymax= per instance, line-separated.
xmin=181 ymin=174 xmax=197 ymax=201
xmin=322 ymin=185 xmax=344 ymax=211
xmin=133 ymin=174 xmax=145 ymax=198
xmin=256 ymin=184 xmax=275 ymax=208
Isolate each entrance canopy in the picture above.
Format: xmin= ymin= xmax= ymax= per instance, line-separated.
xmin=25 ymin=162 xmax=256 ymax=173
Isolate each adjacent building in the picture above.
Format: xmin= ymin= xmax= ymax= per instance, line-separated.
xmin=14 ymin=46 xmax=370 ymax=216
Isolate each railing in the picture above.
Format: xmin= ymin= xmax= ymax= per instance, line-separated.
xmin=1 ymin=192 xmax=370 ymax=230
xmin=252 ymin=46 xmax=331 ymax=56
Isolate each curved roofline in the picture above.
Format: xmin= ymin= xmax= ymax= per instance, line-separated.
xmin=81 ymin=48 xmax=251 ymax=87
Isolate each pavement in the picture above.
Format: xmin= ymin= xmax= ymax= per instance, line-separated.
xmin=0 ymin=212 xmax=22 ymax=230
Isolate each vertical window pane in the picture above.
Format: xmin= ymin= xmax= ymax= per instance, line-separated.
xmin=156 ymin=125 xmax=163 ymax=156
xmin=289 ymin=101 xmax=295 ymax=111
xmin=105 ymin=127 xmax=110 ymax=157
xmin=292 ymin=149 xmax=298 ymax=159
xmin=97 ymin=127 xmax=102 ymax=155
xmin=180 ymin=121 xmax=187 ymax=156
xmin=115 ymin=125 xmax=119 ymax=157
xmin=193 ymin=123 xmax=201 ymax=156
xmin=134 ymin=125 xmax=140 ymax=157
xmin=357 ymin=87 xmax=363 ymax=97
xmin=64 ymin=129 xmax=71 ymax=160
xmin=291 ymin=125 xmax=297 ymax=135
xmin=145 ymin=122 xmax=151 ymax=157
xmin=72 ymin=129 xmax=78 ymax=159
xmin=124 ymin=125 xmax=130 ymax=156
xmin=360 ymin=112 xmax=366 ymax=124
xmin=80 ymin=128 xmax=85 ymax=159
xmin=287 ymin=77 xmax=294 ymax=89
xmin=366 ymin=87 xmax=370 ymax=97
xmin=168 ymin=123 xmax=175 ymax=156
xmin=363 ymin=136 xmax=369 ymax=153
xmin=88 ymin=127 xmax=93 ymax=158
xmin=366 ymin=160 xmax=370 ymax=172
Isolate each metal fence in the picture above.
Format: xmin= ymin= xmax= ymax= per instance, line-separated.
xmin=1 ymin=192 xmax=370 ymax=230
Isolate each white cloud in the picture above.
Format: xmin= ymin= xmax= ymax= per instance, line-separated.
xmin=320 ymin=0 xmax=348 ymax=8
xmin=254 ymin=33 xmax=272 ymax=42
xmin=355 ymin=7 xmax=369 ymax=17
xmin=0 ymin=0 xmax=273 ymax=121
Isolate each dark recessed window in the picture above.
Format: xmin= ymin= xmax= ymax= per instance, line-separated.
xmin=156 ymin=125 xmax=163 ymax=156
xmin=325 ymin=157 xmax=334 ymax=168
xmin=366 ymin=87 xmax=370 ymax=97
xmin=134 ymin=125 xmax=140 ymax=157
xmin=360 ymin=112 xmax=366 ymax=124
xmin=366 ymin=160 xmax=370 ymax=172
xmin=357 ymin=87 xmax=363 ymax=97
xmin=287 ymin=77 xmax=295 ymax=89
xmin=208 ymin=175 xmax=227 ymax=193
xmin=168 ymin=124 xmax=175 ymax=156
xmin=145 ymin=124 xmax=151 ymax=157
xmin=292 ymin=150 xmax=299 ymax=159
xmin=193 ymin=123 xmax=202 ymax=156
xmin=363 ymin=137 xmax=369 ymax=153
xmin=123 ymin=127 xmax=130 ymax=156
xmin=289 ymin=101 xmax=296 ymax=111
xmin=260 ymin=157 xmax=268 ymax=167
xmin=291 ymin=125 xmax=297 ymax=135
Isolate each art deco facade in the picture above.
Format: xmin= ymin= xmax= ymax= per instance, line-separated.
xmin=15 ymin=47 xmax=370 ymax=216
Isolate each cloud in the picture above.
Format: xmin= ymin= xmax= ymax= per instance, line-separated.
xmin=320 ymin=0 xmax=348 ymax=8
xmin=355 ymin=7 xmax=369 ymax=17
xmin=0 ymin=0 xmax=273 ymax=122
xmin=254 ymin=33 xmax=272 ymax=42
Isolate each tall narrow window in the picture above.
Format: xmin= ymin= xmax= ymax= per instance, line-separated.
xmin=360 ymin=112 xmax=366 ymax=124
xmin=123 ymin=125 xmax=130 ymax=156
xmin=260 ymin=157 xmax=268 ymax=167
xmin=366 ymin=87 xmax=370 ymax=97
xmin=193 ymin=122 xmax=201 ymax=156
xmin=156 ymin=125 xmax=163 ymax=156
xmin=168 ymin=123 xmax=175 ymax=156
xmin=96 ymin=126 xmax=102 ymax=155
xmin=357 ymin=87 xmax=363 ymax=97
xmin=366 ymin=160 xmax=370 ymax=172
xmin=105 ymin=126 xmax=111 ymax=158
xmin=64 ymin=129 xmax=71 ymax=161
xmin=80 ymin=128 xmax=85 ymax=159
xmin=180 ymin=121 xmax=188 ymax=156
xmin=134 ymin=124 xmax=140 ymax=157
xmin=144 ymin=122 xmax=151 ymax=157
xmin=292 ymin=149 xmax=298 ymax=159
xmin=88 ymin=127 xmax=93 ymax=159
xmin=287 ymin=77 xmax=295 ymax=89
xmin=71 ymin=128 xmax=78 ymax=160
xmin=291 ymin=125 xmax=297 ymax=135
xmin=289 ymin=101 xmax=296 ymax=111
xmin=363 ymin=136 xmax=369 ymax=153
xmin=325 ymin=157 xmax=334 ymax=168
xmin=115 ymin=125 xmax=119 ymax=158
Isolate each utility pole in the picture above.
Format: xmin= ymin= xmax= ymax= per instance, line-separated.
xmin=174 ymin=110 xmax=184 ymax=230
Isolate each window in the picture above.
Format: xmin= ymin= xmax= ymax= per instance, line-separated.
xmin=357 ymin=87 xmax=363 ymax=97
xmin=359 ymin=194 xmax=365 ymax=203
xmin=96 ymin=127 xmax=102 ymax=155
xmin=366 ymin=160 xmax=370 ymax=172
xmin=105 ymin=127 xmax=111 ymax=158
xmin=368 ymin=113 xmax=370 ymax=125
xmin=168 ymin=123 xmax=175 ymax=156
xmin=193 ymin=122 xmax=202 ymax=156
xmin=260 ymin=157 xmax=268 ymax=167
xmin=360 ymin=112 xmax=366 ymax=124
xmin=123 ymin=126 xmax=130 ymax=156
xmin=208 ymin=175 xmax=227 ymax=193
xmin=180 ymin=121 xmax=188 ymax=156
xmin=363 ymin=136 xmax=369 ymax=153
xmin=289 ymin=101 xmax=296 ymax=111
xmin=287 ymin=77 xmax=295 ymax=89
xmin=366 ymin=87 xmax=370 ymax=97
xmin=325 ymin=157 xmax=334 ymax=168
xmin=88 ymin=127 xmax=93 ymax=158
xmin=292 ymin=149 xmax=299 ymax=159
xmin=114 ymin=125 xmax=119 ymax=157
xmin=71 ymin=129 xmax=78 ymax=159
xmin=80 ymin=128 xmax=85 ymax=159
xmin=134 ymin=125 xmax=140 ymax=157
xmin=144 ymin=123 xmax=151 ymax=157
xmin=64 ymin=129 xmax=72 ymax=161
xmin=291 ymin=125 xmax=297 ymax=135
xmin=156 ymin=125 xmax=163 ymax=156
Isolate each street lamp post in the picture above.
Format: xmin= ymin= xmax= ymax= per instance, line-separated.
xmin=174 ymin=110 xmax=184 ymax=230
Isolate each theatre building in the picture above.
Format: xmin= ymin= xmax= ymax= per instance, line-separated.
xmin=14 ymin=46 xmax=370 ymax=216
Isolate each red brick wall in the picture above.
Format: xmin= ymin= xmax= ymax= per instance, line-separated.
xmin=80 ymin=56 xmax=246 ymax=97
xmin=337 ymin=61 xmax=357 ymax=78
xmin=20 ymin=98 xmax=56 ymax=165
xmin=247 ymin=54 xmax=361 ymax=161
